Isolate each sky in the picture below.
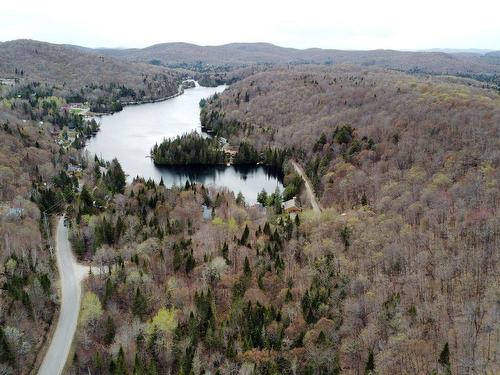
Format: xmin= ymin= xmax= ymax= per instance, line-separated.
xmin=1 ymin=0 xmax=499 ymax=50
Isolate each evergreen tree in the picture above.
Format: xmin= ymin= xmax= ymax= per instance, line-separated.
xmin=185 ymin=251 xmax=196 ymax=274
xmin=133 ymin=353 xmax=144 ymax=375
xmin=104 ymin=316 xmax=116 ymax=345
xmin=133 ymin=288 xmax=147 ymax=319
xmin=114 ymin=346 xmax=128 ymax=375
xmin=0 ymin=327 xmax=14 ymax=366
xmin=438 ymin=342 xmax=451 ymax=374
xmin=105 ymin=158 xmax=126 ymax=194
xmin=240 ymin=224 xmax=250 ymax=245
xmin=365 ymin=350 xmax=375 ymax=375
xmin=244 ymin=256 xmax=252 ymax=278
xmin=340 ymin=226 xmax=351 ymax=250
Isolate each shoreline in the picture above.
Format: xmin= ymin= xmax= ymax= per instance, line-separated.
xmin=88 ymin=84 xmax=185 ymax=117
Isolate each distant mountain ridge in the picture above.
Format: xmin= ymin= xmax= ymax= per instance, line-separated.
xmin=1 ymin=39 xmax=499 ymax=91
xmin=95 ymin=41 xmax=500 ymax=75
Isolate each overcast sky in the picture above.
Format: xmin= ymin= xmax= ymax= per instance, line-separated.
xmin=1 ymin=0 xmax=499 ymax=50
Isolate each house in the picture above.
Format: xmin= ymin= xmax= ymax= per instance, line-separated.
xmin=67 ymin=164 xmax=82 ymax=177
xmin=202 ymin=205 xmax=213 ymax=220
xmin=222 ymin=144 xmax=239 ymax=165
xmin=6 ymin=207 xmax=24 ymax=220
xmin=283 ymin=197 xmax=301 ymax=214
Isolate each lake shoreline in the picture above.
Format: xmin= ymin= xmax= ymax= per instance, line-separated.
xmin=85 ymin=83 xmax=284 ymax=203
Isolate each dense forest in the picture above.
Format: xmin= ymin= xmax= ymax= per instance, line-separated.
xmin=151 ymin=133 xmax=225 ymax=165
xmin=199 ymin=65 xmax=500 ymax=374
xmin=1 ymin=39 xmax=499 ymax=375
xmin=151 ymin=132 xmax=289 ymax=168
xmin=0 ymin=93 xmax=84 ymax=373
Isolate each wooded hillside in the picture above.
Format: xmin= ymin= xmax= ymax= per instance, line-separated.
xmin=199 ymin=66 xmax=500 ymax=373
xmin=99 ymin=42 xmax=500 ymax=77
xmin=0 ymin=40 xmax=180 ymax=110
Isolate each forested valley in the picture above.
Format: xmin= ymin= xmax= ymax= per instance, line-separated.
xmin=0 ymin=39 xmax=499 ymax=375
xmin=200 ymin=65 xmax=500 ymax=374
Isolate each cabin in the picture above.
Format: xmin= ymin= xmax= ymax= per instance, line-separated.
xmin=222 ymin=144 xmax=239 ymax=165
xmin=283 ymin=197 xmax=301 ymax=214
xmin=67 ymin=164 xmax=82 ymax=177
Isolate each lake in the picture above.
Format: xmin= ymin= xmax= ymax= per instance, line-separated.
xmin=85 ymin=83 xmax=283 ymax=203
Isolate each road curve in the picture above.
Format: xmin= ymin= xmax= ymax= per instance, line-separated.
xmin=38 ymin=217 xmax=89 ymax=375
xmin=290 ymin=160 xmax=322 ymax=213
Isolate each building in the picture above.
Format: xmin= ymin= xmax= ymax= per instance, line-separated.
xmin=222 ymin=143 xmax=239 ymax=165
xmin=67 ymin=164 xmax=82 ymax=177
xmin=6 ymin=207 xmax=24 ymax=220
xmin=283 ymin=197 xmax=301 ymax=214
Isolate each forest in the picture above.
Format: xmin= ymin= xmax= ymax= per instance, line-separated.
xmin=0 ymin=94 xmax=84 ymax=373
xmin=151 ymin=133 xmax=225 ymax=165
xmin=0 ymin=41 xmax=499 ymax=375
xmin=198 ymin=65 xmax=500 ymax=374
xmin=151 ymin=132 xmax=288 ymax=168
xmin=0 ymin=40 xmax=181 ymax=114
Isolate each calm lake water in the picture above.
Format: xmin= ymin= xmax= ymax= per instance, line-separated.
xmin=85 ymin=84 xmax=283 ymax=203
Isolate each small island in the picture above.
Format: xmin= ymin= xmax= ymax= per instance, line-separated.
xmin=151 ymin=132 xmax=225 ymax=165
xmin=151 ymin=132 xmax=288 ymax=167
xmin=181 ymin=80 xmax=196 ymax=90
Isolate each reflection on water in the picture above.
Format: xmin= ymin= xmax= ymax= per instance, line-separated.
xmin=154 ymin=164 xmax=283 ymax=200
xmin=85 ymin=84 xmax=283 ymax=203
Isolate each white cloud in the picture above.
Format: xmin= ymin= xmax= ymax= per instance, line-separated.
xmin=1 ymin=0 xmax=499 ymax=49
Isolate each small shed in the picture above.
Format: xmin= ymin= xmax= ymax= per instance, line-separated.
xmin=283 ymin=197 xmax=301 ymax=214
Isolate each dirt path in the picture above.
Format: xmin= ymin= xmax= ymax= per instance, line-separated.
xmin=290 ymin=160 xmax=322 ymax=213
xmin=38 ymin=217 xmax=90 ymax=375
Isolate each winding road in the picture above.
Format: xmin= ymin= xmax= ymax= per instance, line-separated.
xmin=38 ymin=217 xmax=90 ymax=375
xmin=291 ymin=160 xmax=322 ymax=213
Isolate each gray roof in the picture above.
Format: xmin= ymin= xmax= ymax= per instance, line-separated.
xmin=283 ymin=197 xmax=298 ymax=210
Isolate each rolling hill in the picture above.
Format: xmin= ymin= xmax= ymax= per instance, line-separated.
xmin=0 ymin=39 xmax=180 ymax=103
xmin=98 ymin=42 xmax=500 ymax=75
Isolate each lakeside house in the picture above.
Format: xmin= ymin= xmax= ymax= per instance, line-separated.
xmin=222 ymin=143 xmax=239 ymax=165
xmin=283 ymin=197 xmax=301 ymax=214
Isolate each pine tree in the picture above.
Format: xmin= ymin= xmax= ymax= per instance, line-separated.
xmin=438 ymin=342 xmax=451 ymax=374
xmin=240 ymin=224 xmax=250 ymax=245
xmin=104 ymin=316 xmax=116 ymax=345
xmin=365 ymin=350 xmax=375 ymax=375
xmin=263 ymin=222 xmax=271 ymax=235
xmin=361 ymin=192 xmax=368 ymax=206
xmin=340 ymin=225 xmax=352 ymax=250
xmin=133 ymin=288 xmax=147 ymax=319
xmin=104 ymin=278 xmax=113 ymax=306
xmin=185 ymin=251 xmax=196 ymax=274
xmin=133 ymin=353 xmax=144 ymax=375
xmin=244 ymin=256 xmax=252 ymax=278
xmin=114 ymin=346 xmax=128 ymax=375
xmin=0 ymin=327 xmax=14 ymax=366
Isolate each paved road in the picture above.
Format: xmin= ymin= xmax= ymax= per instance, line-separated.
xmin=291 ymin=160 xmax=322 ymax=213
xmin=38 ymin=217 xmax=89 ymax=375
